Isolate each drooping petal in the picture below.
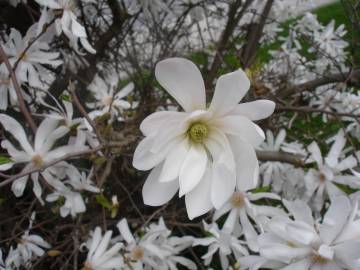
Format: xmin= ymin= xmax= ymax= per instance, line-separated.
xmin=179 ymin=144 xmax=207 ymax=196
xmin=185 ymin=167 xmax=213 ymax=219
xmin=231 ymin=100 xmax=275 ymax=121
xmin=155 ymin=58 xmax=206 ymax=112
xmin=209 ymin=69 xmax=250 ymax=116
xmin=211 ymin=162 xmax=236 ymax=209
xmin=142 ymin=163 xmax=179 ymax=206
xmin=229 ymin=136 xmax=259 ymax=191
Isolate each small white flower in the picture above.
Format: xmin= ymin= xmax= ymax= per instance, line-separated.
xmin=193 ymin=222 xmax=249 ymax=269
xmin=0 ymin=114 xmax=87 ymax=202
xmin=305 ymin=130 xmax=359 ymax=211
xmin=35 ymin=0 xmax=96 ymax=54
xmin=83 ymin=227 xmax=123 ymax=270
xmin=246 ymin=196 xmax=360 ymax=270
xmin=87 ymin=74 xmax=134 ymax=123
xmin=3 ymin=28 xmax=62 ymax=89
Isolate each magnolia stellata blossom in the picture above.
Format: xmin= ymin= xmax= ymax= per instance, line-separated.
xmin=305 ymin=130 xmax=360 ymax=211
xmin=87 ymin=74 xmax=135 ymax=123
xmin=3 ymin=28 xmax=62 ymax=89
xmin=0 ymin=114 xmax=87 ymax=202
xmin=35 ymin=0 xmax=96 ymax=54
xmin=213 ymin=190 xmax=284 ymax=252
xmin=193 ymin=221 xmax=249 ymax=269
xmin=17 ymin=213 xmax=51 ymax=265
xmin=83 ymin=227 xmax=123 ymax=270
xmin=241 ymin=196 xmax=360 ymax=270
xmin=133 ymin=57 xmax=275 ymax=219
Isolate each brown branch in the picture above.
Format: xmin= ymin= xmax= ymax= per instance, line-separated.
xmin=280 ymin=69 xmax=360 ymax=98
xmin=0 ymin=45 xmax=37 ymax=134
xmin=205 ymin=0 xmax=254 ymax=88
xmin=239 ymin=0 xmax=274 ymax=68
xmin=256 ymin=150 xmax=305 ymax=166
xmin=276 ymin=105 xmax=360 ymax=120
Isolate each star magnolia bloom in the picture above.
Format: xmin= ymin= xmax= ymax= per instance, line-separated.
xmin=213 ymin=190 xmax=284 ymax=252
xmin=193 ymin=222 xmax=249 ymax=269
xmin=305 ymin=130 xmax=359 ymax=211
xmin=83 ymin=227 xmax=123 ymax=270
xmin=246 ymin=196 xmax=360 ymax=270
xmin=133 ymin=58 xmax=275 ymax=219
xmin=35 ymin=0 xmax=96 ymax=54
xmin=0 ymin=114 xmax=86 ymax=202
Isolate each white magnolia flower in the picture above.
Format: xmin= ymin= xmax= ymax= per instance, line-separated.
xmin=117 ymin=218 xmax=172 ymax=269
xmin=3 ymin=28 xmax=62 ymax=89
xmin=311 ymin=20 xmax=348 ymax=58
xmin=305 ymin=130 xmax=360 ymax=211
xmin=0 ymin=247 xmax=21 ymax=270
xmin=83 ymin=227 xmax=123 ymax=270
xmin=246 ymin=196 xmax=360 ymax=270
xmin=193 ymin=222 xmax=249 ymax=269
xmin=214 ymin=190 xmax=284 ymax=252
xmin=17 ymin=213 xmax=51 ymax=264
xmin=133 ymin=57 xmax=275 ymax=219
xmin=87 ymin=74 xmax=134 ymax=123
xmin=35 ymin=0 xmax=96 ymax=54
xmin=0 ymin=114 xmax=87 ymax=202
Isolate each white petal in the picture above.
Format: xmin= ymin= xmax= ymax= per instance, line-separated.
xmin=320 ymin=195 xmax=351 ymax=245
xmin=142 ymin=163 xmax=179 ymax=206
xmin=116 ymin=219 xmax=135 ymax=244
xmin=211 ymin=163 xmax=236 ymax=209
xmin=115 ymin=82 xmax=134 ymax=99
xmin=185 ymin=167 xmax=213 ymax=219
xmin=0 ymin=114 xmax=34 ymax=155
xmin=155 ymin=58 xmax=206 ymax=112
xmin=232 ymin=100 xmax=275 ymax=121
xmin=212 ymin=115 xmax=265 ymax=147
xmin=307 ymin=141 xmax=323 ymax=167
xmin=209 ymin=69 xmax=250 ymax=116
xmin=229 ymin=136 xmax=259 ymax=191
xmin=179 ymin=144 xmax=207 ymax=196
xmin=140 ymin=111 xmax=187 ymax=136
xmin=159 ymin=138 xmax=189 ymax=182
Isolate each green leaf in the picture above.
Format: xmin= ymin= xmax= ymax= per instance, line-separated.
xmin=0 ymin=156 xmax=13 ymax=165
xmin=250 ymin=185 xmax=271 ymax=193
xmin=60 ymin=94 xmax=71 ymax=102
xmin=95 ymin=194 xmax=112 ymax=210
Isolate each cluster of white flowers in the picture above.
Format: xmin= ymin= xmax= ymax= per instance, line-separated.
xmin=1 ymin=0 xmax=360 ymax=269
xmin=0 ymin=213 xmax=50 ymax=270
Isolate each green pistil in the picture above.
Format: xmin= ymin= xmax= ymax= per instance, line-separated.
xmin=188 ymin=122 xmax=208 ymax=143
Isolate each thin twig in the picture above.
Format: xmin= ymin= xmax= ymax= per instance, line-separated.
xmin=0 ymin=45 xmax=37 ymax=134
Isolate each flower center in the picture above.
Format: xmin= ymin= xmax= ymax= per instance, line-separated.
xmin=31 ymin=154 xmax=44 ymax=168
xmin=230 ymin=192 xmax=245 ymax=208
xmin=319 ymin=173 xmax=326 ymax=182
xmin=188 ymin=122 xmax=208 ymax=143
xmin=311 ymin=254 xmax=329 ymax=265
xmin=102 ymin=96 xmax=113 ymax=106
xmin=131 ymin=246 xmax=144 ymax=261
xmin=83 ymin=261 xmax=92 ymax=270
